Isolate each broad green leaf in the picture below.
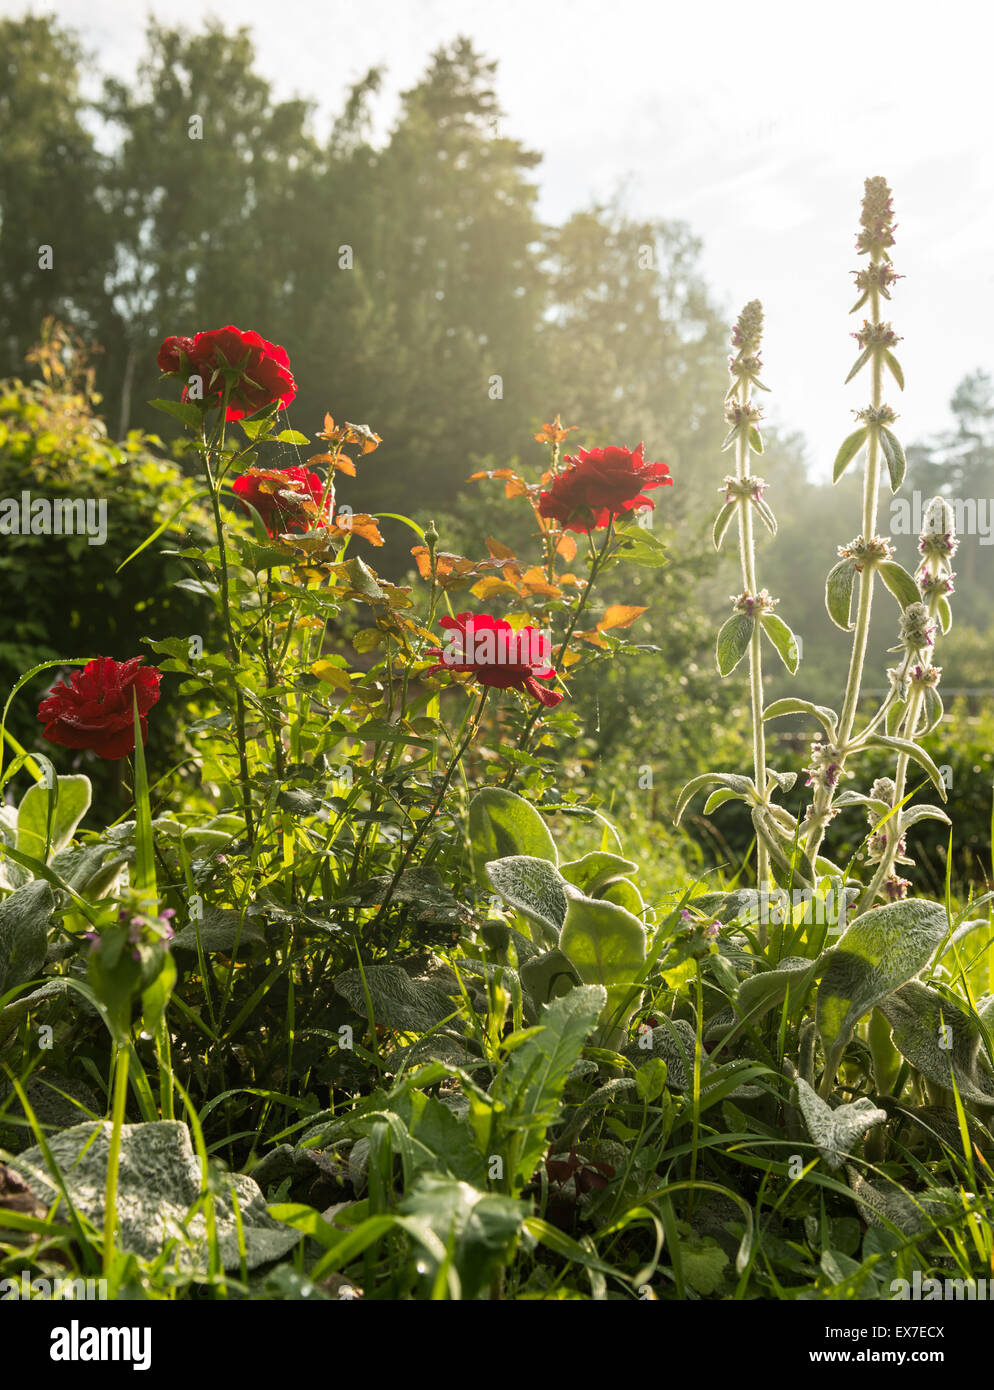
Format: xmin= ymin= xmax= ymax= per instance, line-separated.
xmin=15 ymin=775 xmax=91 ymax=862
xmin=794 ymin=1077 xmax=887 ymax=1170
xmin=936 ymin=595 xmax=952 ymax=634
xmin=716 ymin=612 xmax=753 ymax=677
xmin=409 ymin=1096 xmax=490 ymax=1185
xmin=832 ymin=427 xmax=869 ymax=482
xmin=690 ymin=889 xmax=761 ymax=923
xmin=599 ymin=877 xmax=646 ymax=916
xmin=623 ymin=1018 xmax=698 ymax=1091
xmin=170 ymin=907 xmax=266 ymax=956
xmin=398 ymin=1174 xmax=527 ymax=1300
xmin=759 ymin=613 xmax=799 ymax=673
xmin=737 ymin=956 xmax=820 ymax=1023
xmin=493 ymin=985 xmax=606 ymax=1194
xmin=678 ymin=1236 xmax=729 ymax=1295
xmin=469 ymin=788 xmax=557 ymax=875
xmin=877 ymin=560 xmax=919 ymax=609
xmin=879 ymin=426 xmax=906 ymax=490
xmin=635 ymin=1058 xmax=669 ymax=1103
xmin=485 ymin=855 xmax=571 ymax=948
xmin=877 ymin=982 xmax=994 ymax=1109
xmin=11 ymin=1119 xmax=300 ymax=1275
xmin=559 ymin=851 xmax=638 ymax=896
xmin=149 ymin=397 xmax=203 ymax=430
xmin=763 ymin=698 xmax=838 ymax=741
xmin=520 ymin=948 xmax=580 ymax=1005
xmin=846 ymin=1166 xmax=951 ymax=1238
xmin=607 ymin=529 xmax=669 ymax=569
xmin=0 ymin=880 xmax=54 ymax=995
xmin=825 ymin=558 xmax=857 ymax=630
xmin=559 ymin=896 xmax=647 ymax=1048
xmin=816 ymin=898 xmax=949 ymax=1077
xmin=333 ymin=963 xmax=460 ymax=1034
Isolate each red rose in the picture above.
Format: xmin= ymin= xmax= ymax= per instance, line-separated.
xmin=156 ymin=335 xmax=197 ymax=375
xmin=38 ymin=657 xmax=162 ymax=761
xmin=157 ymin=325 xmax=296 ymax=422
xmin=425 ymin=613 xmax=563 ymax=707
xmin=231 ymin=466 xmax=330 ymax=537
xmin=538 ymin=443 xmax=672 ymax=533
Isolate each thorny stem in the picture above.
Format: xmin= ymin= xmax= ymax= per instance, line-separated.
xmin=503 ymin=516 xmax=614 ymax=782
xmin=369 ymin=687 xmax=489 ymax=935
xmin=202 ymin=395 xmax=255 ymax=845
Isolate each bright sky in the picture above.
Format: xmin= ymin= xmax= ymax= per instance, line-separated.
xmin=13 ymin=0 xmax=994 ymax=475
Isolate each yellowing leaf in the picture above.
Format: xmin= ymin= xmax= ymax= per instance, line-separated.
xmin=353 ymin=629 xmax=385 ymax=654
xmin=330 ymin=513 xmax=383 ymax=545
xmin=519 ymin=566 xmax=561 ymax=598
xmin=485 ymin=536 xmax=517 ymax=560
xmin=598 ymin=604 xmax=647 ymax=632
xmin=555 ymin=534 xmax=578 ymax=563
xmin=311 ymin=662 xmax=352 ymax=692
xmin=471 ymin=577 xmax=520 ymax=601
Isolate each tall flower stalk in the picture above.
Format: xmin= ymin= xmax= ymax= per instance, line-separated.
xmin=858 ymin=499 xmax=956 ymax=909
xmin=729 ymin=303 xmax=771 ymax=899
xmin=802 ymin=178 xmax=905 ymax=872
xmin=709 ymin=302 xmax=797 ymax=935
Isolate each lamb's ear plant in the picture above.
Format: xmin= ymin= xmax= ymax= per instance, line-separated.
xmin=673 ymin=176 xmax=994 ymax=1119
xmin=676 ymin=178 xmax=950 ymax=913
xmin=677 ymin=298 xmax=802 ymax=936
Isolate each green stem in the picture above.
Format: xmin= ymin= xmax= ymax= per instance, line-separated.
xmin=203 ymin=407 xmax=255 ymax=845
xmin=504 ymin=517 xmax=613 ymax=782
xmin=102 ymin=1042 xmax=130 ymax=1280
xmin=733 ymin=378 xmax=769 ymax=929
xmin=155 ymin=1015 xmax=174 ymax=1120
xmin=805 ymin=273 xmax=884 ymax=870
xmin=858 ymin=684 xmax=924 ymax=912
xmin=369 ymin=687 xmax=489 ymax=934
